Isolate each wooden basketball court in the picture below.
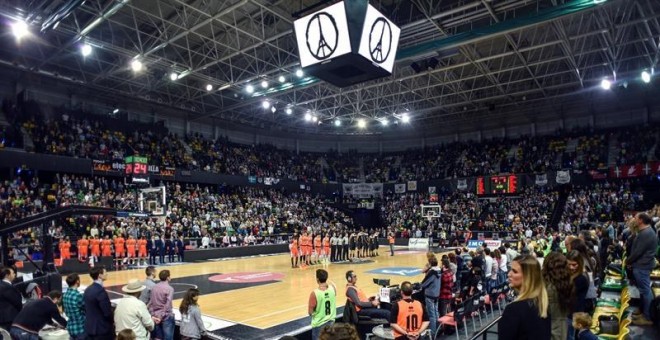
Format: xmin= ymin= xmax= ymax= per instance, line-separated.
xmin=79 ymin=246 xmax=447 ymax=336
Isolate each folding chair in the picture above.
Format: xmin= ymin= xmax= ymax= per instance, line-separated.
xmin=437 ymin=297 xmax=470 ymax=340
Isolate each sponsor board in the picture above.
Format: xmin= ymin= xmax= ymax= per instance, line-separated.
xmin=408 ymin=238 xmax=430 ymax=250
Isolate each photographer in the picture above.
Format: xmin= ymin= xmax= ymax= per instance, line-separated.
xmin=419 ymin=256 xmax=440 ymax=337
xmin=390 ymin=281 xmax=429 ymax=340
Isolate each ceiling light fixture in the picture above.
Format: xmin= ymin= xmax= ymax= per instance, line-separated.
xmin=600 ymin=78 xmax=612 ymax=90
xmin=131 ymin=59 xmax=143 ymax=72
xmin=641 ymin=70 xmax=651 ymax=84
xmin=81 ymin=44 xmax=92 ymax=57
xmin=11 ymin=21 xmax=29 ymax=40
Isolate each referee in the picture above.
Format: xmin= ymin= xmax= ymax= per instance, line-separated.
xmin=330 ymin=233 xmax=339 ymax=262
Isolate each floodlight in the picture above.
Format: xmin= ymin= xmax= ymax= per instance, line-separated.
xmin=600 ymin=79 xmax=611 ymax=90
xmin=641 ymin=71 xmax=651 ymax=84
xmin=81 ymin=44 xmax=92 ymax=57
xmin=131 ymin=59 xmax=143 ymax=72
xmin=12 ymin=21 xmax=28 ymax=40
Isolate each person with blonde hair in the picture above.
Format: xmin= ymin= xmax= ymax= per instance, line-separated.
xmin=498 ymin=254 xmax=550 ymax=340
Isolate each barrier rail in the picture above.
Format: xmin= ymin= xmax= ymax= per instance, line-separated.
xmin=469 ymin=315 xmax=502 ymax=340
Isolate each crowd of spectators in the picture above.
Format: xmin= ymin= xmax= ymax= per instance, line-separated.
xmin=5 ymin=100 xmax=660 ymax=184
xmin=381 ymin=191 xmax=479 ymax=236
xmin=0 ymin=174 xmax=354 ymax=262
xmin=478 ymin=187 xmax=558 ymax=231
xmin=559 ymin=181 xmax=645 ymax=232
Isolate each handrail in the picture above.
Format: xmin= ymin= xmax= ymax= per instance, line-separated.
xmin=469 ymin=315 xmax=502 ymax=340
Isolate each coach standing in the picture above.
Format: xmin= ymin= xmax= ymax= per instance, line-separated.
xmin=626 ymin=213 xmax=658 ymax=326
xmin=0 ymin=267 xmax=22 ymax=331
xmin=84 ymin=266 xmax=114 ymax=340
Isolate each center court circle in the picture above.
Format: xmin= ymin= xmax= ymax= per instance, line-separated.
xmin=208 ymin=272 xmax=285 ymax=283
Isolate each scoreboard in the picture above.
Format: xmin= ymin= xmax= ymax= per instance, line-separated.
xmin=476 ymin=175 xmax=518 ymax=196
xmin=124 ymin=156 xmax=150 ymax=184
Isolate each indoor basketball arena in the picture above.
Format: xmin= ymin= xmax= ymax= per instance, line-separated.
xmin=1 ymin=1 xmax=660 ymax=340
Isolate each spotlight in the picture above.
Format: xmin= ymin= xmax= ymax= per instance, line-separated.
xmin=81 ymin=44 xmax=92 ymax=57
xmin=278 ymin=76 xmax=286 ymax=83
xmin=246 ymin=85 xmax=254 ymax=94
xmin=271 ymin=106 xmax=277 ymax=113
xmin=261 ymin=80 xmax=269 ymax=89
xmin=285 ymin=108 xmax=293 ymax=115
xmin=357 ymin=119 xmax=366 ymax=128
xmin=206 ymin=84 xmax=213 ymax=91
xmin=381 ymin=118 xmax=389 ymax=126
xmin=296 ymin=69 xmax=304 ymax=78
xmin=642 ymin=70 xmax=651 ymax=84
xmin=262 ymin=100 xmax=271 ymax=109
xmin=113 ymin=108 xmax=119 ymax=114
xmin=11 ymin=21 xmax=28 ymax=40
xmin=169 ymin=72 xmax=178 ymax=81
xmin=600 ymin=78 xmax=612 ymax=90
xmin=304 ymin=113 xmax=312 ymax=121
xmin=334 ymin=119 xmax=341 ymax=127
xmin=131 ymin=59 xmax=143 ymax=72
xmin=312 ymin=115 xmax=318 ymax=122
xmin=401 ymin=113 xmax=410 ymax=123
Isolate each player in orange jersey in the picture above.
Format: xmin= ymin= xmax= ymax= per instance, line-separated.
xmin=101 ymin=236 xmax=112 ymax=257
xmin=322 ymin=233 xmax=331 ymax=264
xmin=126 ymin=235 xmax=137 ymax=260
xmin=91 ymin=236 xmax=101 ymax=258
xmin=59 ymin=237 xmax=71 ymax=260
xmin=314 ymin=234 xmax=322 ymax=264
xmin=77 ymin=235 xmax=89 ymax=261
xmin=114 ymin=234 xmax=125 ymax=258
xmin=138 ymin=235 xmax=148 ymax=263
xmin=289 ymin=233 xmax=299 ymax=268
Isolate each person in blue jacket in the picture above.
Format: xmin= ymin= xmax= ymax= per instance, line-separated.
xmin=156 ymin=235 xmax=165 ymax=264
xmin=176 ymin=236 xmax=185 ymax=262
xmin=165 ymin=236 xmax=175 ymax=263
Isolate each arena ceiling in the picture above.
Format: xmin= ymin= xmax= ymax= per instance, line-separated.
xmin=0 ymin=0 xmax=659 ymax=135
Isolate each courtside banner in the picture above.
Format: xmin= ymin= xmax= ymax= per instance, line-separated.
xmin=408 ymin=238 xmax=430 ymax=250
xmin=467 ymin=240 xmax=484 ymax=249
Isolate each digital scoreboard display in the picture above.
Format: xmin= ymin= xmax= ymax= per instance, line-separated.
xmin=124 ymin=156 xmax=149 ymax=184
xmin=476 ymin=175 xmax=518 ymax=196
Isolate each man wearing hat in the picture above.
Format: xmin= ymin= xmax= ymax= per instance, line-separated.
xmin=114 ymin=279 xmax=157 ymax=340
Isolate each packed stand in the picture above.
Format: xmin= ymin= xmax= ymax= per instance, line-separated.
xmin=615 ymin=125 xmax=660 ymax=165
xmin=1 ymin=174 xmax=354 ymax=265
xmin=381 ymin=191 xmax=479 ymax=237
xmin=559 ymin=181 xmax=645 ymax=233
xmin=478 ymin=187 xmax=558 ymax=232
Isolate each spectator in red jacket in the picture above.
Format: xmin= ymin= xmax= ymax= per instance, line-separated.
xmin=439 ymin=258 xmax=454 ymax=316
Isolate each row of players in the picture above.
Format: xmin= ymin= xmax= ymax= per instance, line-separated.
xmin=57 ymin=234 xmax=185 ymax=262
xmin=289 ymin=231 xmax=381 ymax=267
